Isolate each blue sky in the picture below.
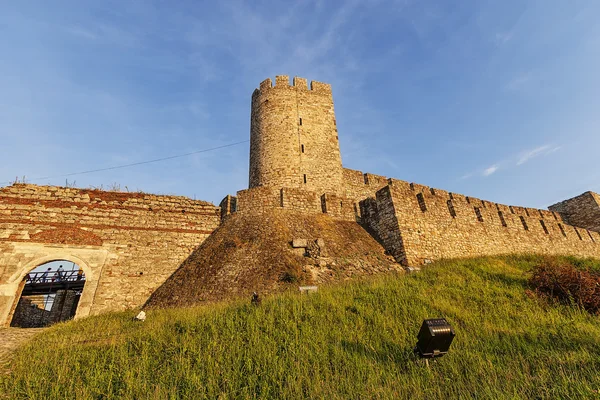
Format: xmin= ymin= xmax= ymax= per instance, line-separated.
xmin=1 ymin=1 xmax=598 ymax=208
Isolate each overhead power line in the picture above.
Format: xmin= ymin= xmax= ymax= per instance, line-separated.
xmin=1 ymin=140 xmax=250 ymax=186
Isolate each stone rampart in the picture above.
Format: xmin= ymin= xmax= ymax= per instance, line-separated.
xmin=343 ymin=168 xmax=389 ymax=203
xmin=0 ymin=184 xmax=220 ymax=326
xmin=235 ymin=186 xmax=357 ymax=221
xmin=320 ymin=193 xmax=358 ymax=221
xmin=219 ymin=195 xmax=237 ymax=221
xmin=549 ymin=192 xmax=600 ymax=233
xmin=362 ymin=180 xmax=600 ymax=266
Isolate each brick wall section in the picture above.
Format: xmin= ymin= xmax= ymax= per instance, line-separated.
xmin=249 ymin=76 xmax=344 ymax=196
xmin=236 ymin=186 xmax=321 ymax=216
xmin=549 ymin=192 xmax=600 ymax=233
xmin=362 ymin=181 xmax=600 ymax=266
xmin=0 ymin=184 xmax=220 ymax=320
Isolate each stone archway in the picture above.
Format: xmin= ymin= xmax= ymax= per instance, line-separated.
xmin=0 ymin=243 xmax=109 ymax=327
xmin=10 ymin=260 xmax=87 ymax=328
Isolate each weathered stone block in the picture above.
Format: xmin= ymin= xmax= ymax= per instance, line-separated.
xmin=292 ymin=239 xmax=308 ymax=248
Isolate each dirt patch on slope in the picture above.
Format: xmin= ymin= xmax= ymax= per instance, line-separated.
xmin=146 ymin=210 xmax=401 ymax=308
xmin=0 ymin=328 xmax=45 ymax=373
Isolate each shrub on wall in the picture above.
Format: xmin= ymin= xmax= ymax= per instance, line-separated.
xmin=529 ymin=258 xmax=600 ymax=314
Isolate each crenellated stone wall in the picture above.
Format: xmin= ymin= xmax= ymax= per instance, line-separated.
xmin=234 ymin=186 xmax=357 ymax=221
xmin=0 ymin=184 xmax=220 ymax=326
xmin=343 ymin=168 xmax=389 ymax=203
xmin=232 ymin=185 xmax=362 ymax=222
xmin=361 ymin=180 xmax=600 ymax=266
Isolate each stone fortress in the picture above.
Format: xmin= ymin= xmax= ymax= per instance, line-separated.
xmin=1 ymin=75 xmax=599 ymax=326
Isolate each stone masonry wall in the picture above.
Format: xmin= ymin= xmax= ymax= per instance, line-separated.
xmin=48 ymin=289 xmax=79 ymax=323
xmin=360 ymin=194 xmax=405 ymax=263
xmin=549 ymin=192 xmax=600 ymax=233
xmin=11 ymin=290 xmax=78 ymax=327
xmin=362 ymin=180 xmax=600 ymax=266
xmin=0 ymin=184 xmax=220 ymax=325
xmin=343 ymin=168 xmax=389 ymax=203
xmin=219 ymin=195 xmax=237 ymax=221
xmin=236 ymin=187 xmax=283 ymax=214
xmin=235 ymin=186 xmax=357 ymax=221
xmin=10 ymin=295 xmax=49 ymax=328
xmin=320 ymin=193 xmax=358 ymax=221
xmin=249 ymin=76 xmax=344 ymax=196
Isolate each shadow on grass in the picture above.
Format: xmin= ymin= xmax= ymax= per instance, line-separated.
xmin=341 ymin=339 xmax=416 ymax=369
xmin=475 ymin=269 xmax=527 ymax=289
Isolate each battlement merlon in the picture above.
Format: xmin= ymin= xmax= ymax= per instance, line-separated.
xmin=253 ymin=75 xmax=332 ymax=97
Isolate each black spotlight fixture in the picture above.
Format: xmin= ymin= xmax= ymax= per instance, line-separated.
xmin=415 ymin=318 xmax=455 ymax=361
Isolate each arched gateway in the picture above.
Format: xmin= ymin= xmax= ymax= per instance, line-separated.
xmin=10 ymin=260 xmax=87 ymax=327
xmin=1 ymin=246 xmax=107 ymax=327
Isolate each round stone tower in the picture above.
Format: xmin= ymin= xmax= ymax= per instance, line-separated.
xmin=249 ymin=75 xmax=344 ymax=195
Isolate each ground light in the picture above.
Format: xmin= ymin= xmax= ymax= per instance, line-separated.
xmin=415 ymin=318 xmax=455 ymax=365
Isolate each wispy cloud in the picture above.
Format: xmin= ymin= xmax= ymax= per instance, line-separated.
xmin=460 ymin=163 xmax=500 ymax=180
xmin=461 ymin=143 xmax=561 ymax=181
xmin=517 ymin=145 xmax=561 ymax=165
xmin=483 ymin=164 xmax=499 ymax=176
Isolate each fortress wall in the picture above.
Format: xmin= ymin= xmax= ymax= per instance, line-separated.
xmin=0 ymin=184 xmax=220 ymax=323
xmin=236 ymin=187 xmax=285 ymax=214
xmin=342 ymin=167 xmax=573 ymax=226
xmin=343 ymin=168 xmax=389 ymax=204
xmin=281 ymin=187 xmax=322 ymax=214
xmin=236 ymin=186 xmax=356 ymax=220
xmin=219 ymin=195 xmax=237 ymax=221
xmin=360 ymin=192 xmax=406 ymax=263
xmin=549 ymin=192 xmax=600 ymax=232
xmin=294 ymin=77 xmax=344 ymax=195
xmin=320 ymin=193 xmax=358 ymax=221
xmin=250 ymin=76 xmax=344 ymax=195
xmin=362 ymin=181 xmax=600 ymax=266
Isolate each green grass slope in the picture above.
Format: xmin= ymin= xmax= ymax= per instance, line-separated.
xmin=2 ymin=255 xmax=600 ymax=399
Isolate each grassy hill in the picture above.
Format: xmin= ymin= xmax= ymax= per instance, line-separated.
xmin=2 ymin=255 xmax=600 ymax=399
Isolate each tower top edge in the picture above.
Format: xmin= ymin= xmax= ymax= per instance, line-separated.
xmin=252 ymin=75 xmax=332 ymax=97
